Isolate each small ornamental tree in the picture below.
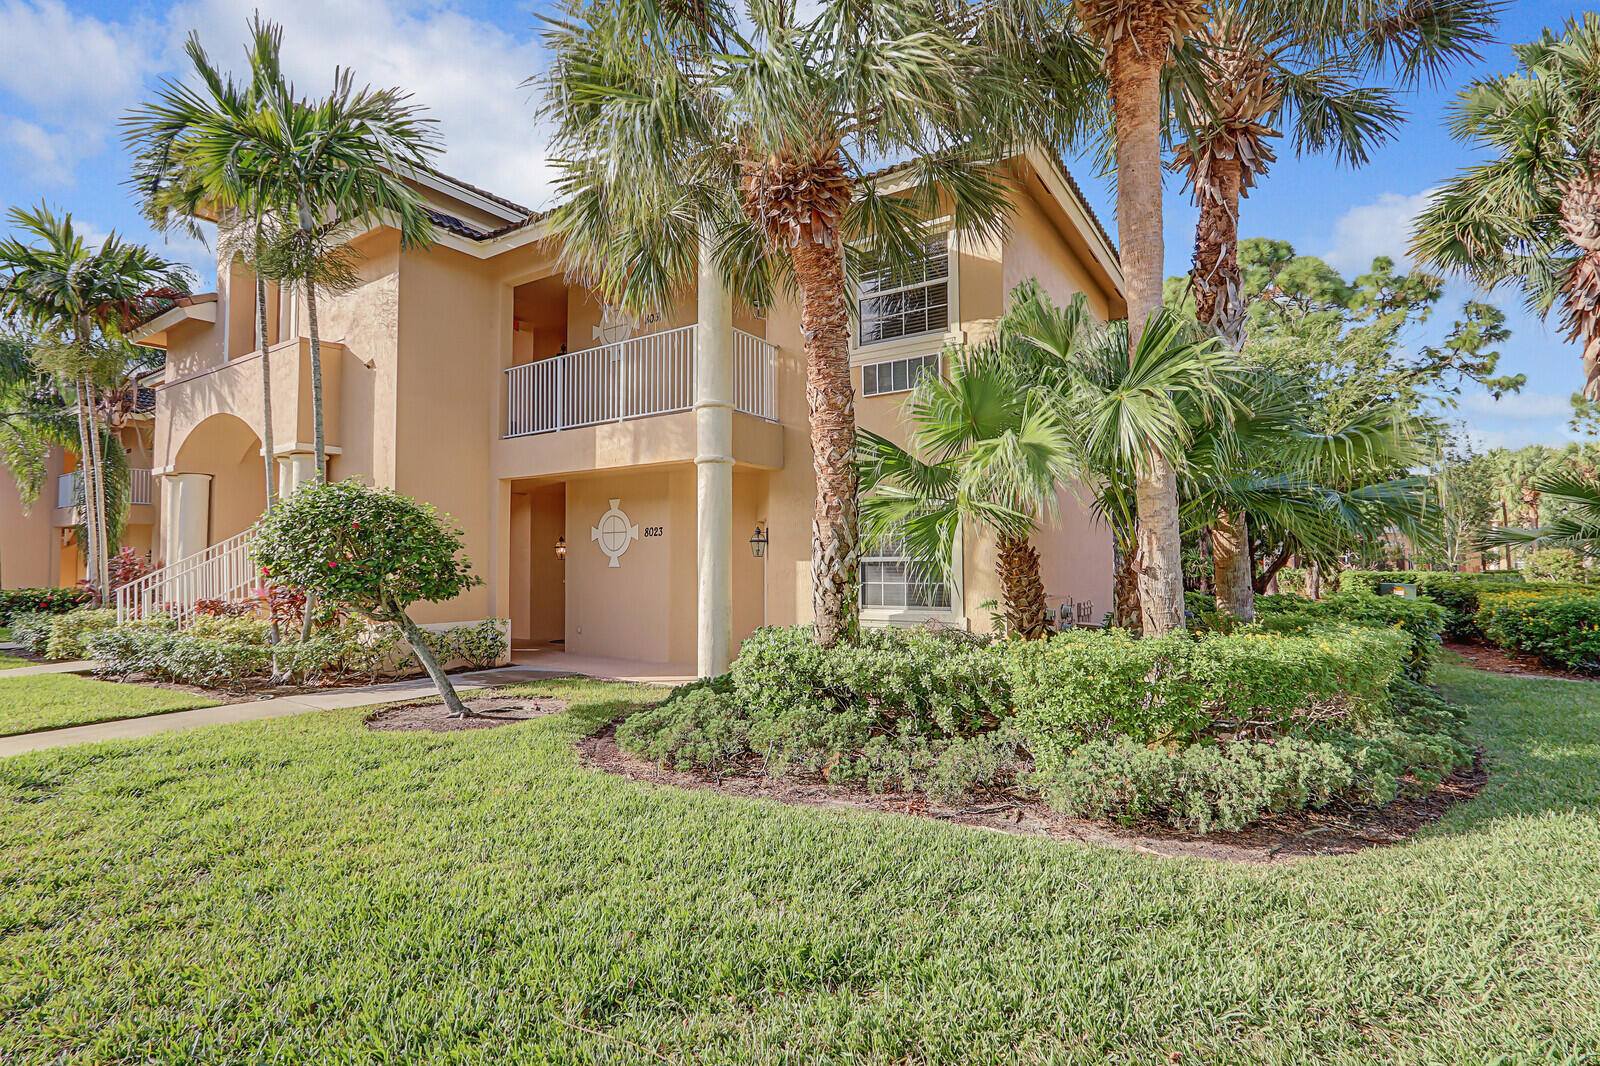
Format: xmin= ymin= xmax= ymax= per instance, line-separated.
xmin=252 ymin=478 xmax=483 ymax=716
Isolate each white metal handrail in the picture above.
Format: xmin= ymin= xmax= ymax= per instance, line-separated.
xmin=505 ymin=324 xmax=778 ymax=437
xmin=116 ymin=529 xmax=257 ymax=625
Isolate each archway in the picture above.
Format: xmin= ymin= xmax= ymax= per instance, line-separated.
xmin=168 ymin=413 xmax=267 ymax=560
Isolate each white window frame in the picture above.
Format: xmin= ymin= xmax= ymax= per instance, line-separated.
xmin=859 ymin=526 xmax=965 ymax=628
xmin=860 ymin=352 xmax=941 ymax=398
xmin=850 ymin=220 xmax=962 ymax=364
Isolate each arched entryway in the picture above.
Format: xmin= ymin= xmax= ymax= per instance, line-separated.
xmin=164 ymin=413 xmax=266 ymax=564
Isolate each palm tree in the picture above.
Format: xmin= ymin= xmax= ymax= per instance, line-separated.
xmin=126 ymin=16 xmax=440 ymax=483
xmin=126 ymin=20 xmax=290 ymax=510
xmin=1483 ymin=469 xmax=1600 ymax=557
xmin=537 ymin=0 xmax=1027 ymax=647
xmin=0 ymin=337 xmax=77 ymax=587
xmin=0 ymin=206 xmax=190 ymax=598
xmin=1413 ymin=14 xmax=1600 ymax=398
xmin=1005 ymin=284 xmax=1240 ymax=628
xmin=857 ymin=342 xmax=1077 ymax=639
xmin=1173 ymin=0 xmax=1495 ymax=346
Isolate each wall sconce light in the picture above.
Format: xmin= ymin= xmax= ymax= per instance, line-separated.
xmin=748 ymin=524 xmax=768 ymax=559
xmin=554 ymin=535 xmax=567 ymax=561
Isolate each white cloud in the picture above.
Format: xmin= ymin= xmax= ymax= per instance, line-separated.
xmin=1322 ymin=190 xmax=1433 ymax=275
xmin=1449 ymin=389 xmax=1582 ymax=452
xmin=1458 ymin=390 xmax=1574 ymax=421
xmin=1 ymin=116 xmax=84 ymax=184
xmin=167 ymin=0 xmax=554 ymax=209
xmin=0 ymin=0 xmax=155 ymax=116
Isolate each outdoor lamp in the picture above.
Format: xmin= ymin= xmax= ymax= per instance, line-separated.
xmin=554 ymin=535 xmax=567 ymax=560
xmin=749 ymin=525 xmax=768 ymax=559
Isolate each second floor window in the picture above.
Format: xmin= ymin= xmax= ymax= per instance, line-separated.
xmin=860 ymin=535 xmax=951 ymax=611
xmin=861 ymin=353 xmax=939 ymax=397
xmin=857 ymin=229 xmax=950 ymax=346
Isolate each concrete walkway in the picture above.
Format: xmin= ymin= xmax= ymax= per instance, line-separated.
xmin=0 ymin=665 xmax=571 ymax=758
xmin=510 ymin=646 xmax=696 ymax=684
xmin=0 ymin=659 xmax=96 ymax=678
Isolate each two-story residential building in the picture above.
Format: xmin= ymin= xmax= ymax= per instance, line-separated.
xmin=94 ymin=147 xmax=1124 ymax=675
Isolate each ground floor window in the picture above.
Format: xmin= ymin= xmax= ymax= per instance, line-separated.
xmin=860 ymin=536 xmax=951 ymax=610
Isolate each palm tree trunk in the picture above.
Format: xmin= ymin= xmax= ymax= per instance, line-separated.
xmin=1108 ymin=30 xmax=1186 ymax=636
xmin=1211 ymin=507 xmax=1254 ymax=621
xmin=1112 ymin=540 xmax=1140 ymax=630
xmin=793 ymin=238 xmax=858 ymax=647
xmin=257 ymin=274 xmax=277 ymax=509
xmin=85 ymin=387 xmax=111 ymax=596
xmin=997 ymin=534 xmax=1048 ymax=640
xmin=70 ymin=374 xmax=99 ymax=600
xmin=1191 ymin=153 xmax=1247 ymax=350
xmin=304 ymin=279 xmax=325 ymax=483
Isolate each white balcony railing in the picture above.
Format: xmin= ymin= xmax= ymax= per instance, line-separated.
xmin=505 ymin=324 xmax=778 ymax=438
xmin=116 ymin=530 xmax=256 ymax=625
xmin=58 ymin=468 xmax=152 ymax=508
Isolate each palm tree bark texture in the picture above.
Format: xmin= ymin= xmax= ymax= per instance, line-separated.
xmin=1080 ymin=0 xmax=1206 ymax=636
xmin=998 ymin=534 xmax=1049 ymax=639
xmin=742 ymin=144 xmax=858 ymax=647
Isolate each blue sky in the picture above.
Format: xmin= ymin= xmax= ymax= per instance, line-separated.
xmin=0 ymin=0 xmax=1589 ymax=452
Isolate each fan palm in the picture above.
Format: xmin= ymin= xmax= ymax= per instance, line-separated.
xmin=1483 ymin=469 xmax=1600 ymax=557
xmin=1172 ymin=0 xmax=1495 ymax=347
xmin=1413 ymin=14 xmax=1600 ymax=398
xmin=125 ymin=16 xmax=440 ymax=483
xmin=857 ymin=342 xmax=1078 ymax=639
xmin=536 ymin=0 xmax=1028 ymax=647
xmin=0 ymin=206 xmax=190 ymax=599
xmin=1004 ymin=283 xmax=1240 ymax=628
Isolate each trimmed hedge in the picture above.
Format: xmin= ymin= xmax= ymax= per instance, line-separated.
xmin=1007 ymin=625 xmax=1407 ymax=769
xmin=0 ymin=587 xmax=92 ymax=624
xmin=618 ymin=621 xmax=1456 ymax=830
xmin=1476 ymin=589 xmax=1600 ymax=671
xmin=8 ymin=608 xmax=118 ymax=659
xmin=1253 ymin=592 xmax=1444 ymax=683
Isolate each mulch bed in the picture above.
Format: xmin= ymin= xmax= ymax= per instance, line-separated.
xmin=1446 ymin=642 xmax=1596 ymax=682
xmin=367 ymin=695 xmax=567 ymax=733
xmin=578 ymin=725 xmax=1486 ymax=865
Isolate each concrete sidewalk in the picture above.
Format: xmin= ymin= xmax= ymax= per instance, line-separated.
xmin=0 ymin=665 xmax=570 ymax=758
xmin=0 ymin=660 xmax=96 ymax=678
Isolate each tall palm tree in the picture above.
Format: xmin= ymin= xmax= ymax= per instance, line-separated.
xmin=537 ymin=0 xmax=1028 ymax=646
xmin=0 ymin=206 xmax=190 ymax=598
xmin=1413 ymin=14 xmax=1600 ymax=398
xmin=126 ymin=20 xmax=290 ymax=510
xmin=857 ymin=342 xmax=1077 ymax=639
xmin=1173 ymin=1 xmax=1495 ymax=346
xmin=126 ymin=16 xmax=440 ymax=483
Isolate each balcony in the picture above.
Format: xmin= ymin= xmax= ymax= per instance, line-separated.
xmin=504 ymin=324 xmax=777 ymax=438
xmin=57 ymin=468 xmax=153 ymax=510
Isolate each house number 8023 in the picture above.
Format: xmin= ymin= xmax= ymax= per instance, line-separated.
xmin=643 ymin=526 xmax=664 ymax=537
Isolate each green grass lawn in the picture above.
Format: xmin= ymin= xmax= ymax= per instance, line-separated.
xmin=0 ymin=674 xmax=219 ymax=736
xmin=0 ymin=652 xmax=27 ymax=670
xmin=1 ymin=668 xmax=1596 ymax=1064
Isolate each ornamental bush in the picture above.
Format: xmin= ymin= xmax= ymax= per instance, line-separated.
xmin=42 ymin=608 xmax=118 ymax=660
xmin=0 ymin=586 xmax=92 ymax=624
xmin=253 ymin=479 xmax=482 ymax=715
xmin=1476 ymin=590 xmax=1600 ymax=671
xmin=1006 ymin=625 xmax=1407 ymax=772
xmin=1251 ymin=592 xmax=1444 ymax=682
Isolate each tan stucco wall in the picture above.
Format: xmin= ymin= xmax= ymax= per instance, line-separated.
xmin=0 ymin=447 xmax=64 ymax=588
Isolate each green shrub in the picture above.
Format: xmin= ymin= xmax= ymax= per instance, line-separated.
xmin=1006 ymin=625 xmax=1406 ymax=772
xmin=1034 ymin=729 xmax=1459 ymax=834
xmin=618 ymin=680 xmax=751 ymax=776
xmin=1522 ymin=548 xmax=1592 ymax=584
xmin=1255 ymin=591 xmax=1444 ymax=682
xmin=447 ymin=619 xmax=509 ymax=670
xmin=8 ymin=612 xmax=59 ymax=656
xmin=85 ymin=627 xmax=175 ymax=681
xmin=188 ymin=616 xmax=271 ymax=644
xmin=43 ymin=608 xmax=117 ymax=660
xmin=1337 ymin=570 xmax=1497 ymax=641
xmin=278 ymin=622 xmax=405 ymax=685
xmin=0 ymin=586 xmax=92 ymax=623
xmin=1476 ymin=592 xmax=1600 ymax=671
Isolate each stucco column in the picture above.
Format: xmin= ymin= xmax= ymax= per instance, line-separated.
xmin=276 ymin=451 xmax=319 ymax=497
xmin=161 ymin=473 xmax=212 ymax=564
xmin=695 ymin=225 xmax=735 ymax=677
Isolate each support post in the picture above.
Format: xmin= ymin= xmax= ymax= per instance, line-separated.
xmin=161 ymin=472 xmax=213 ymax=564
xmin=695 ymin=225 xmax=735 ymax=678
